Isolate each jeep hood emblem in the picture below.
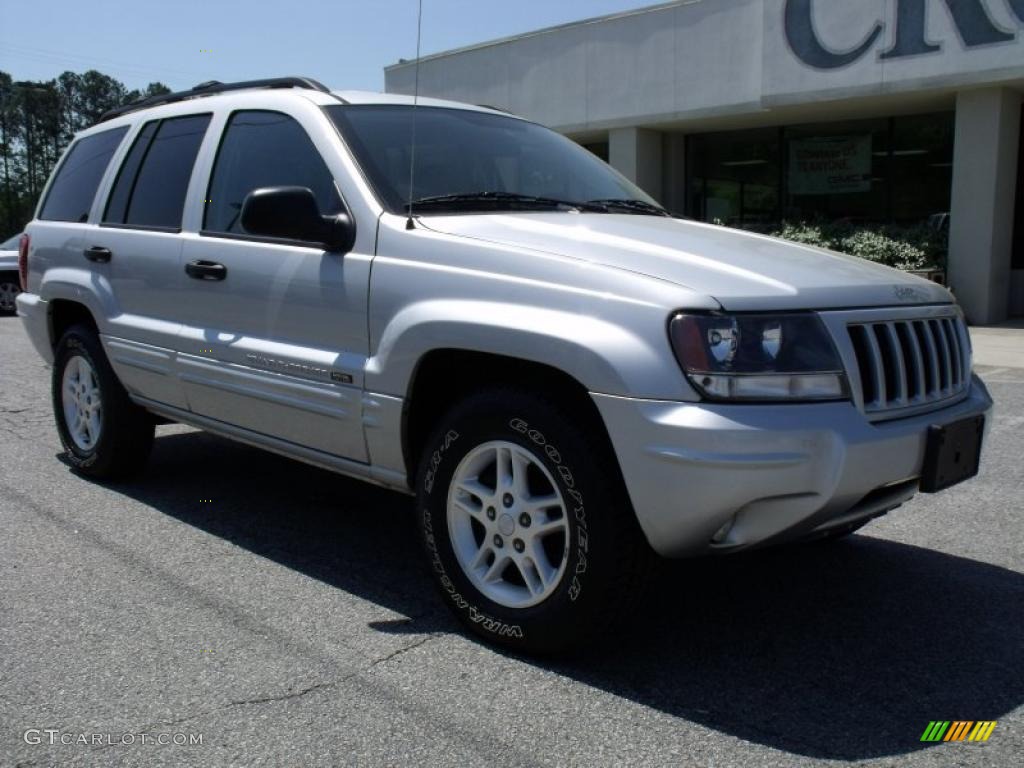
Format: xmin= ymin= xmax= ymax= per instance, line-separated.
xmin=893 ymin=285 xmax=929 ymax=302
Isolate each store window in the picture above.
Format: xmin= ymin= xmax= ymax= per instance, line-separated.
xmin=890 ymin=114 xmax=954 ymax=224
xmin=784 ymin=118 xmax=889 ymax=224
xmin=582 ymin=142 xmax=609 ymax=162
xmin=685 ymin=113 xmax=954 ymax=231
xmin=686 ymin=128 xmax=779 ymax=228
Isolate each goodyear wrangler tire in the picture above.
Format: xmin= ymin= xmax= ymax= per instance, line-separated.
xmin=416 ymin=388 xmax=648 ymax=654
xmin=52 ymin=324 xmax=154 ymax=480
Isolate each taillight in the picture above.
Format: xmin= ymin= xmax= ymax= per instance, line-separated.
xmin=18 ymin=233 xmax=29 ymax=290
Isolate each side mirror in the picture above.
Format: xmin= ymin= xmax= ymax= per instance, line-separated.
xmin=240 ymin=186 xmax=355 ymax=253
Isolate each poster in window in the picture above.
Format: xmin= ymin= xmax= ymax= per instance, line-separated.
xmin=789 ymin=136 xmax=872 ymax=195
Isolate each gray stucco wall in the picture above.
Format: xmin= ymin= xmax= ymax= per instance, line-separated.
xmin=385 ymin=0 xmax=1024 ymax=133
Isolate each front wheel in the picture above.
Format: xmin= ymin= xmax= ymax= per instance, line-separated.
xmin=416 ymin=388 xmax=649 ymax=654
xmin=52 ymin=324 xmax=154 ymax=479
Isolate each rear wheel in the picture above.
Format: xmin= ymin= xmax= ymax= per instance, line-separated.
xmin=52 ymin=324 xmax=154 ymax=479
xmin=0 ymin=273 xmax=19 ymax=314
xmin=415 ymin=388 xmax=649 ymax=654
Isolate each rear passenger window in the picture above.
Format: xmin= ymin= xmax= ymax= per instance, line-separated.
xmin=204 ymin=111 xmax=342 ymax=235
xmin=39 ymin=126 xmax=128 ymax=222
xmin=104 ymin=114 xmax=211 ymax=230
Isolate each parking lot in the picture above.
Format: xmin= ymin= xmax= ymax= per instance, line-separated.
xmin=1 ymin=315 xmax=1021 ymax=767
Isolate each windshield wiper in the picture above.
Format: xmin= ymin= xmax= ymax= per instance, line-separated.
xmin=406 ymin=192 xmax=606 ymax=213
xmin=585 ymin=198 xmax=670 ymax=216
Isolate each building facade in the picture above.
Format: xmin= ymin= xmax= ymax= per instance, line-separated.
xmin=385 ymin=0 xmax=1024 ymax=323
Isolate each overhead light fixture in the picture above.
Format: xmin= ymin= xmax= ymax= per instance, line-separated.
xmin=875 ymin=149 xmax=929 ymax=157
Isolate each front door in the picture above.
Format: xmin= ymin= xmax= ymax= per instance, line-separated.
xmin=176 ymin=109 xmax=371 ymax=462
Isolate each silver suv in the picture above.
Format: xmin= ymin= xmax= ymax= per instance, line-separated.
xmin=16 ymin=77 xmax=992 ymax=653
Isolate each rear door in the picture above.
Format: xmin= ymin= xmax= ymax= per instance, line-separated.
xmin=92 ymin=113 xmax=212 ymax=409
xmin=31 ymin=124 xmax=129 ymax=307
xmin=176 ymin=108 xmax=371 ymax=462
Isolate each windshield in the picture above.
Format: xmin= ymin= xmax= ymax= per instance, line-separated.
xmin=326 ymin=105 xmax=658 ymax=215
xmin=0 ymin=234 xmax=21 ymax=250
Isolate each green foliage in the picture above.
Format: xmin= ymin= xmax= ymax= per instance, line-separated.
xmin=768 ymin=220 xmax=947 ymax=272
xmin=0 ymin=70 xmax=170 ymax=241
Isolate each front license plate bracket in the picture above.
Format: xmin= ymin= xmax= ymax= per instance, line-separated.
xmin=919 ymin=415 xmax=984 ymax=493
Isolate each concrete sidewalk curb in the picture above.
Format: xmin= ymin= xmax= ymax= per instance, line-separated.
xmin=970 ymin=322 xmax=1024 ymax=369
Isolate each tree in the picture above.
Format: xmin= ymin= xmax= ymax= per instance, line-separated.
xmin=0 ymin=69 xmax=169 ymax=240
xmin=0 ymin=72 xmax=17 ymax=235
xmin=76 ymin=70 xmax=128 ymax=126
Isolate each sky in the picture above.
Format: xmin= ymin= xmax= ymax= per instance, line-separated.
xmin=0 ymin=0 xmax=665 ymax=93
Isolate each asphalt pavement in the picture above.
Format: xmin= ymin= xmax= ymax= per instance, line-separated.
xmin=1 ymin=316 xmax=1021 ymax=767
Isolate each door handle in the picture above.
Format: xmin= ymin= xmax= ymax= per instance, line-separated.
xmin=185 ymin=260 xmax=227 ymax=281
xmin=83 ymin=246 xmax=112 ymax=263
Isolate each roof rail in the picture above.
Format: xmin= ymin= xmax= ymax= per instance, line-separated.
xmin=97 ymin=76 xmax=334 ymax=123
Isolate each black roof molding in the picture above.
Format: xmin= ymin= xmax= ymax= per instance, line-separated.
xmin=97 ymin=77 xmax=340 ymax=123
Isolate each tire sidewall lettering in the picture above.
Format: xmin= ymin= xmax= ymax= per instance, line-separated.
xmin=507 ymin=417 xmax=588 ymax=602
xmin=421 ymin=429 xmax=525 ymax=640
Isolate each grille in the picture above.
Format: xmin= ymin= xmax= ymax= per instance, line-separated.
xmin=847 ymin=314 xmax=969 ymax=415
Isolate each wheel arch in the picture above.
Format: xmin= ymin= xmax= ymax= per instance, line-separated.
xmin=401 ymin=348 xmax=625 ymax=492
xmin=39 ymin=268 xmax=117 ymax=345
xmin=48 ymin=298 xmax=99 ymax=349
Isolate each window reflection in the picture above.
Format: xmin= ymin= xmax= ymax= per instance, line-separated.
xmin=684 ymin=113 xmax=954 ymax=231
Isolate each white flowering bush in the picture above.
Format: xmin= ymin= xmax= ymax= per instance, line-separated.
xmin=765 ymin=221 xmax=945 ymax=272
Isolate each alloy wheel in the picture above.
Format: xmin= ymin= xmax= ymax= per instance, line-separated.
xmin=61 ymin=355 xmax=103 ymax=451
xmin=447 ymin=440 xmax=570 ymax=608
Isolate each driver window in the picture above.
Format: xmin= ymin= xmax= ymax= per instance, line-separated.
xmin=204 ymin=110 xmax=342 ymax=235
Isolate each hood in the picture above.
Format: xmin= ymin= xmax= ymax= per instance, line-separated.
xmin=419 ymin=213 xmax=952 ymax=311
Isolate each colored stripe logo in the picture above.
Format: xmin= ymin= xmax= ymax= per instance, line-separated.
xmin=921 ymin=721 xmax=997 ymax=742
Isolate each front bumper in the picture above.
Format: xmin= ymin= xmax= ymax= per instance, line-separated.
xmin=593 ymin=375 xmax=993 ymax=557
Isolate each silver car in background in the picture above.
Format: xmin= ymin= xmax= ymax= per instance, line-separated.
xmin=0 ymin=233 xmax=22 ymax=314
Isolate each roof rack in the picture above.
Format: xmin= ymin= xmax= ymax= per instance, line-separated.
xmin=98 ymin=76 xmax=336 ymax=123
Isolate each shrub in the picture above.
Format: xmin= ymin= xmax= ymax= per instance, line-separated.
xmin=764 ymin=221 xmax=945 ymax=272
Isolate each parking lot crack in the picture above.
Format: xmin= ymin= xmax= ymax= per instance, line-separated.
xmin=368 ymin=635 xmax=434 ymax=668
xmin=130 ymin=680 xmax=341 ymax=733
xmin=225 ymin=680 xmax=334 ymax=708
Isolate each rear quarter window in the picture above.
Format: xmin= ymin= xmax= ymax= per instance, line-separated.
xmin=39 ymin=126 xmax=129 ymax=223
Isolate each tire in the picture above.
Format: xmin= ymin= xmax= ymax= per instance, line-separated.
xmin=415 ymin=388 xmax=649 ymax=654
xmin=52 ymin=324 xmax=154 ymax=479
xmin=0 ymin=273 xmax=20 ymax=315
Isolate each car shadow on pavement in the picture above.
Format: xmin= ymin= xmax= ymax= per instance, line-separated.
xmin=105 ymin=427 xmax=1023 ymax=762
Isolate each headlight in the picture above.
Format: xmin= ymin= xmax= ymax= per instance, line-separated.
xmin=669 ymin=313 xmax=848 ymax=401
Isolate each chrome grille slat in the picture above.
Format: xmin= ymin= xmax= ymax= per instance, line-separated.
xmin=900 ymin=322 xmax=926 ymax=402
xmin=917 ymin=320 xmax=941 ymax=394
xmin=932 ymin=319 xmax=953 ymax=394
xmin=846 ymin=313 xmax=969 ymax=417
xmin=944 ymin=318 xmax=963 ymax=388
xmin=863 ymin=327 xmax=886 ymax=407
xmin=884 ymin=322 xmax=908 ymax=406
